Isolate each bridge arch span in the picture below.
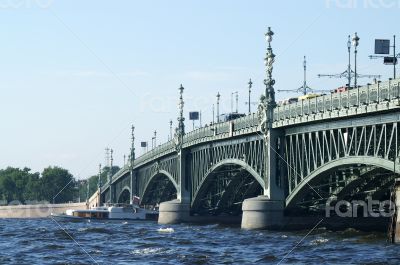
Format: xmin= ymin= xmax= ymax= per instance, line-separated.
xmin=117 ymin=186 xmax=131 ymax=204
xmin=141 ymin=170 xmax=178 ymax=205
xmin=191 ymin=158 xmax=265 ymax=215
xmin=286 ymin=156 xmax=398 ymax=208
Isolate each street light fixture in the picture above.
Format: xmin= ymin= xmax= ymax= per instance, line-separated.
xmin=352 ymin=32 xmax=360 ymax=88
xmin=169 ymin=120 xmax=173 ymax=140
xmin=248 ymin=78 xmax=252 ymax=114
xmin=231 ymin=91 xmax=238 ymax=113
xmin=216 ymin=92 xmax=220 ymax=123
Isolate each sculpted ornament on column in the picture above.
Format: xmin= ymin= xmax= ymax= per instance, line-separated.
xmin=154 ymin=161 xmax=160 ymax=174
xmin=174 ymin=84 xmax=185 ymax=152
xmin=258 ymin=27 xmax=276 ymax=136
xmin=257 ymin=95 xmax=268 ymax=134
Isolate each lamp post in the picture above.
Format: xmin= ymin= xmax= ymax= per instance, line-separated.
xmin=216 ymin=92 xmax=220 ymax=122
xmin=98 ymin=163 xmax=102 ymax=206
xmin=86 ymin=178 xmax=90 ymax=203
xmin=231 ymin=91 xmax=238 ymax=113
xmin=109 ymin=148 xmax=113 ymax=203
xmin=152 ymin=130 xmax=157 ymax=148
xmin=248 ymin=78 xmax=252 ymax=114
xmin=130 ymin=125 xmax=135 ymax=162
xmin=177 ymin=84 xmax=185 ymax=136
xmin=347 ymin=35 xmax=352 ymax=89
xmin=352 ymin=32 xmax=360 ymax=88
xmin=394 ymin=35 xmax=396 ymax=79
xmin=169 ymin=120 xmax=173 ymax=140
xmin=98 ymin=163 xmax=102 ymax=190
xmin=212 ymin=104 xmax=215 ymax=124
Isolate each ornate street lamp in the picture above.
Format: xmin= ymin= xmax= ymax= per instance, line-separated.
xmin=169 ymin=120 xmax=173 ymax=140
xmin=352 ymin=32 xmax=360 ymax=88
xmin=216 ymin=92 xmax=220 ymax=122
xmin=98 ymin=163 xmax=102 ymax=189
xmin=248 ymin=78 xmax=252 ymax=114
xmin=130 ymin=125 xmax=135 ymax=162
xmin=153 ymin=130 xmax=157 ymax=148
xmin=264 ymin=27 xmax=276 ymax=106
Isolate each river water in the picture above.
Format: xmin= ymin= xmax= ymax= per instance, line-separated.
xmin=0 ymin=218 xmax=400 ymax=264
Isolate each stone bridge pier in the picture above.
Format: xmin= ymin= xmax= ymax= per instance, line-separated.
xmin=158 ymin=149 xmax=191 ymax=224
xmin=241 ymin=129 xmax=285 ymax=229
xmin=241 ymin=27 xmax=285 ymax=229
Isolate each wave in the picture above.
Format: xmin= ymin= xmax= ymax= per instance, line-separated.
xmin=78 ymin=227 xmax=112 ymax=234
xmin=157 ymin=227 xmax=174 ymax=233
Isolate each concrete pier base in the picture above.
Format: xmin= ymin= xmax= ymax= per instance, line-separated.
xmin=389 ymin=179 xmax=400 ymax=243
xmin=158 ymin=199 xmax=190 ymax=224
xmin=241 ymin=196 xmax=284 ymax=230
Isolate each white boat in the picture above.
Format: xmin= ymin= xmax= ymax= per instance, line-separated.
xmin=51 ymin=204 xmax=158 ymax=221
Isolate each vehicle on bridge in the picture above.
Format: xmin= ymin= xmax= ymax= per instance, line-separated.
xmin=220 ymin=112 xmax=246 ymax=122
xmin=279 ymin=97 xmax=299 ymax=105
xmin=51 ymin=204 xmax=158 ymax=221
xmin=298 ymin=93 xmax=320 ymax=100
xmin=332 ymin=86 xmax=348 ymax=93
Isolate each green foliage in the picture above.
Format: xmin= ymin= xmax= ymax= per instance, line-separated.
xmin=40 ymin=166 xmax=76 ymax=203
xmin=0 ymin=165 xmax=121 ymax=204
xmin=0 ymin=167 xmax=33 ymax=203
xmin=0 ymin=166 xmax=78 ymax=204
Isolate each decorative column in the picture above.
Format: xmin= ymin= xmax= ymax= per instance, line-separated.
xmin=169 ymin=120 xmax=173 ymax=140
xmin=86 ymin=177 xmax=90 ymax=208
xmin=97 ymin=164 xmax=102 ymax=207
xmin=352 ymin=32 xmax=360 ymax=88
xmin=108 ymin=148 xmax=114 ymax=203
xmin=242 ymin=27 xmax=284 ymax=230
xmin=129 ymin=125 xmax=136 ymax=204
xmin=216 ymin=92 xmax=220 ymax=122
xmin=248 ymin=78 xmax=253 ymax=114
xmin=159 ymin=84 xmax=190 ymax=224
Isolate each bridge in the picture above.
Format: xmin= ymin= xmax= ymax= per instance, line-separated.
xmin=100 ymin=27 xmax=400 ymax=229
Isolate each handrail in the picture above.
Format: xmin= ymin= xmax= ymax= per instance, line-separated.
xmin=274 ymin=78 xmax=400 ymax=122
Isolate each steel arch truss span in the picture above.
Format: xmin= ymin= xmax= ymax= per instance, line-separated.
xmin=285 ymin=121 xmax=400 ymax=208
xmin=190 ymin=135 xmax=265 ymax=214
xmin=137 ymin=156 xmax=179 ymax=204
xmin=117 ymin=187 xmax=131 ymax=204
xmin=114 ymin=172 xmax=131 ymax=202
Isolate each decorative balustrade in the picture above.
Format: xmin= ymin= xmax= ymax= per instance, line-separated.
xmin=108 ymin=113 xmax=260 ymax=182
xmin=273 ymin=78 xmax=400 ymax=123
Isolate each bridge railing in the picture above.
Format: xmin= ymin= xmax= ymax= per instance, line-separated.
xmin=111 ymin=164 xmax=130 ymax=183
xmin=133 ymin=140 xmax=175 ymax=167
xmin=103 ymin=113 xmax=259 ymax=188
xmin=273 ymin=78 xmax=400 ymax=123
xmin=182 ymin=113 xmax=259 ymax=145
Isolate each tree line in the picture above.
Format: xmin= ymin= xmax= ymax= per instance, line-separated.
xmin=0 ymin=165 xmax=120 ymax=205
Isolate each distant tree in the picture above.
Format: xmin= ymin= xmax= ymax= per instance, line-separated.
xmin=40 ymin=166 xmax=76 ymax=203
xmin=0 ymin=167 xmax=40 ymax=203
xmin=0 ymin=174 xmax=16 ymax=202
xmin=24 ymin=172 xmax=41 ymax=201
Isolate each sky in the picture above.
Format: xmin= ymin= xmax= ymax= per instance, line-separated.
xmin=0 ymin=0 xmax=399 ymax=179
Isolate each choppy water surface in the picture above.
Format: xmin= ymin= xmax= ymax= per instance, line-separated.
xmin=0 ymin=218 xmax=400 ymax=264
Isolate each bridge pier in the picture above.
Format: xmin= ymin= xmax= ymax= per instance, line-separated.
xmin=158 ymin=147 xmax=191 ymax=224
xmin=389 ymin=179 xmax=400 ymax=243
xmin=158 ymin=199 xmax=190 ymax=224
xmin=241 ymin=196 xmax=284 ymax=229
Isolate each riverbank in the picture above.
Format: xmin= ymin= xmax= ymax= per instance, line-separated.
xmin=0 ymin=202 xmax=87 ymax=218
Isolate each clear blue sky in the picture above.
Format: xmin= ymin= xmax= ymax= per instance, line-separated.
xmin=0 ymin=0 xmax=398 ymax=178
